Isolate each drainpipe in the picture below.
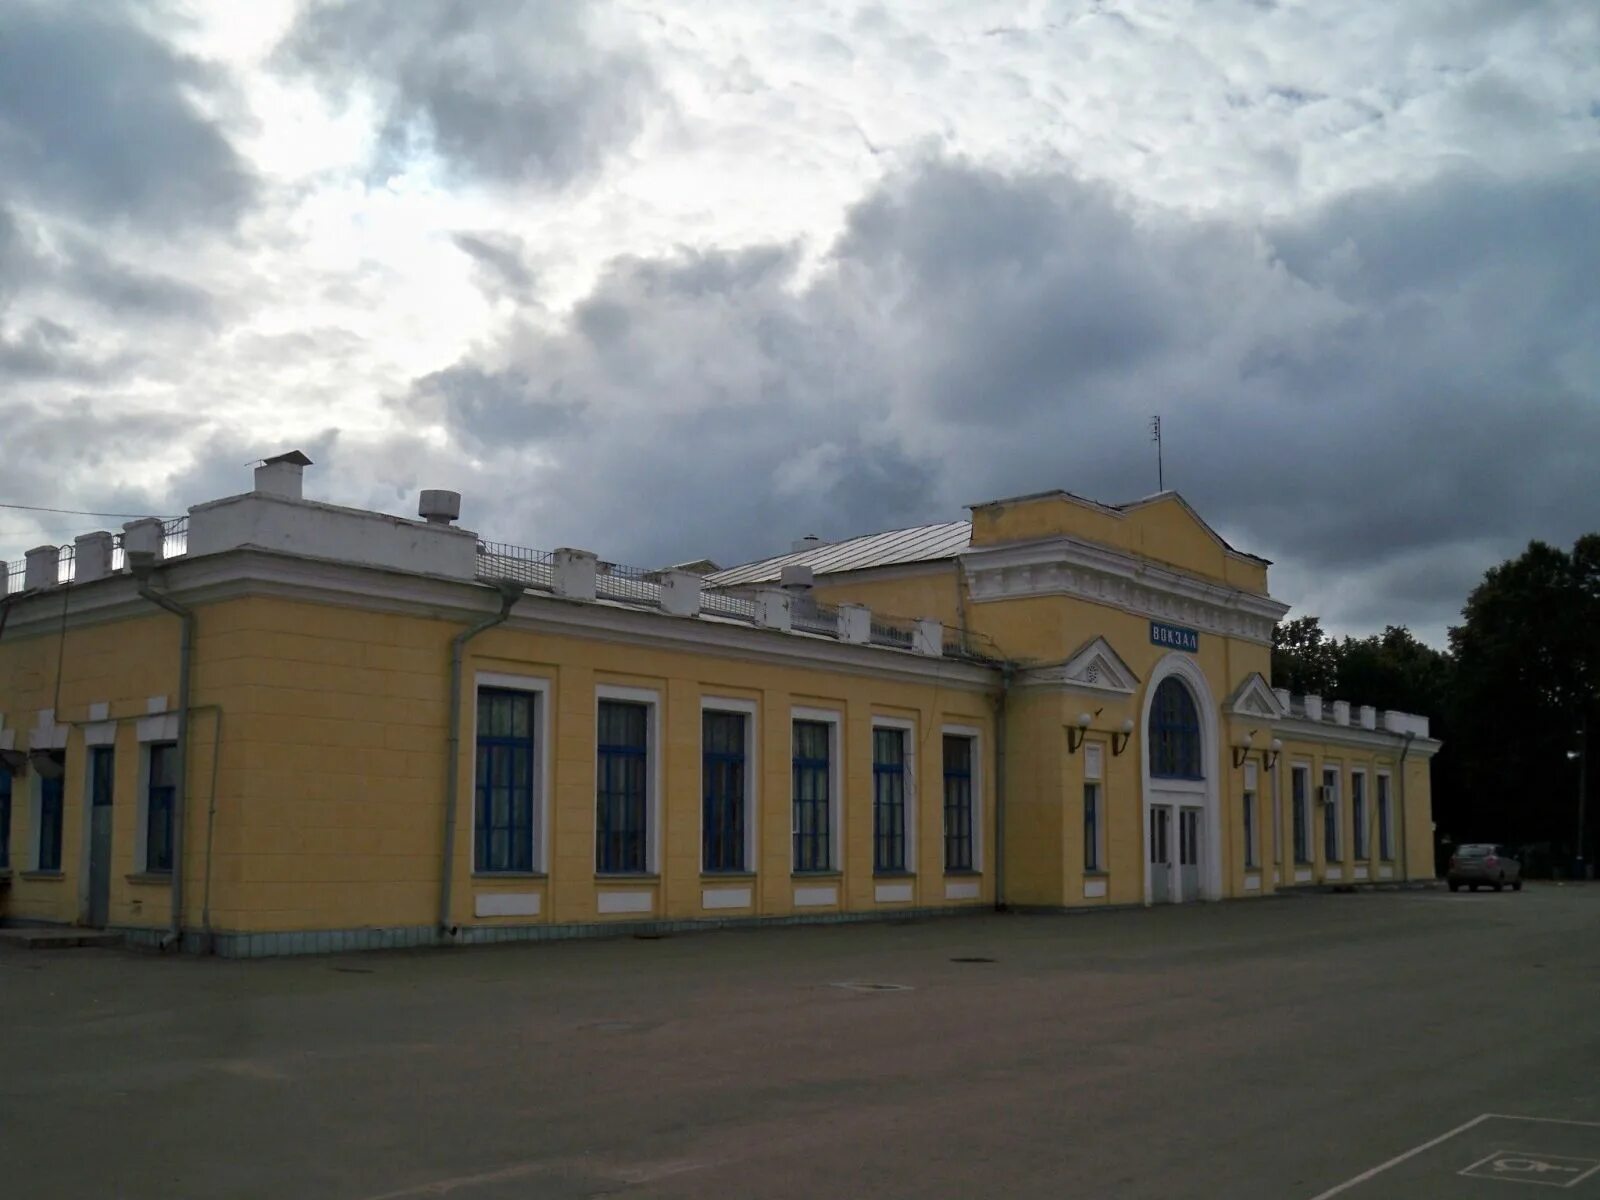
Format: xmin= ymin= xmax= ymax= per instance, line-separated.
xmin=993 ymin=662 xmax=1014 ymax=911
xmin=438 ymin=581 xmax=524 ymax=940
xmin=132 ymin=568 xmax=194 ymax=951
xmin=1397 ymin=730 xmax=1415 ymax=881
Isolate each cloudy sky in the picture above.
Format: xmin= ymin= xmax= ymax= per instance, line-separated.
xmin=2 ymin=0 xmax=1597 ymax=644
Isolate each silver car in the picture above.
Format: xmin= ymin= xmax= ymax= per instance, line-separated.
xmin=1447 ymin=843 xmax=1523 ymax=892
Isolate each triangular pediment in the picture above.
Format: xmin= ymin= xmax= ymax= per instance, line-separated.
xmin=1022 ymin=635 xmax=1140 ymax=694
xmin=1225 ymin=673 xmax=1286 ymax=719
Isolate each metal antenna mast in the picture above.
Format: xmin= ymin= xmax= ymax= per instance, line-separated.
xmin=1150 ymin=415 xmax=1164 ymax=491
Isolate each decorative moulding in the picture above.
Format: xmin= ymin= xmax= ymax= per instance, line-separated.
xmin=1223 ymin=673 xmax=1287 ymax=720
xmin=1019 ymin=634 xmax=1140 ymax=695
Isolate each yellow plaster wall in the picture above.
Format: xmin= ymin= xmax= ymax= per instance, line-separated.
xmin=209 ymin=597 xmax=998 ymax=934
xmin=0 ymin=601 xmax=252 ymax=932
xmin=810 ymin=565 xmax=964 ymax=629
xmin=967 ymin=492 xmax=1269 ymax=595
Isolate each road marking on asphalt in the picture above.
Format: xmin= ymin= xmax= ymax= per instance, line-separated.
xmin=1459 ymin=1149 xmax=1600 ymax=1188
xmin=1307 ymin=1114 xmax=1600 ymax=1199
xmin=1305 ymin=1114 xmax=1493 ymax=1199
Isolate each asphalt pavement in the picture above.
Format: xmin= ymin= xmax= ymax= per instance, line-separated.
xmin=2 ymin=885 xmax=1596 ymax=1199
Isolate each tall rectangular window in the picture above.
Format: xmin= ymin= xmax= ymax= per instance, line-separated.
xmin=597 ymin=700 xmax=649 ymax=874
xmin=0 ymin=768 xmax=11 ymax=870
xmin=1322 ymin=767 xmax=1340 ymax=862
xmin=1243 ymin=789 xmax=1258 ymax=869
xmin=702 ymin=710 xmax=747 ymax=873
xmin=792 ymin=720 xmax=832 ymax=872
xmin=145 ymin=743 xmax=175 ymax=873
xmin=872 ymin=727 xmax=908 ymax=872
xmin=1083 ymin=782 xmax=1103 ymax=871
xmin=1377 ymin=773 xmax=1394 ymax=860
xmin=942 ymin=735 xmax=974 ymax=871
xmin=1351 ymin=771 xmax=1368 ymax=859
xmin=1292 ymin=765 xmax=1310 ymax=864
xmin=476 ymin=688 xmax=536 ymax=873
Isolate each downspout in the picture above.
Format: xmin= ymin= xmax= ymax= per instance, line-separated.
xmin=1397 ymin=730 xmax=1416 ymax=880
xmin=993 ymin=662 xmax=1014 ymax=911
xmin=438 ymin=581 xmax=524 ymax=940
xmin=134 ymin=577 xmax=194 ymax=951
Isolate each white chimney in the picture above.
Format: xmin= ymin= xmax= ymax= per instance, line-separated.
xmin=418 ymin=489 xmax=462 ymax=525
xmin=779 ymin=564 xmax=815 ymax=593
xmin=254 ymin=449 xmax=312 ymax=500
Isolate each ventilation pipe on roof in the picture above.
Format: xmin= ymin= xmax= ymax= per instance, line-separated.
xmin=418 ymin=490 xmax=461 ymax=526
xmin=791 ymin=534 xmax=823 ymax=553
xmin=254 ymin=450 xmax=312 ymax=500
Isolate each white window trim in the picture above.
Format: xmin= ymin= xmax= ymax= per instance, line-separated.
xmin=28 ymin=767 xmax=51 ymax=871
xmin=596 ymin=683 xmax=662 ymax=875
xmin=1291 ymin=761 xmax=1313 ymax=865
xmin=791 ymin=705 xmax=843 ymax=874
xmin=1321 ymin=763 xmax=1342 ymax=863
xmin=871 ymin=715 xmax=917 ymax=874
xmin=474 ymin=671 xmax=553 ymax=875
xmin=1376 ymin=770 xmax=1395 ymax=861
xmin=700 ymin=695 xmax=759 ymax=875
xmin=941 ymin=723 xmax=984 ymax=873
xmin=1271 ymin=758 xmax=1283 ymax=867
xmin=1350 ymin=767 xmax=1369 ymax=860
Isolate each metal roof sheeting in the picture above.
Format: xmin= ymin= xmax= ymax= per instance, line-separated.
xmin=707 ymin=521 xmax=972 ymax=587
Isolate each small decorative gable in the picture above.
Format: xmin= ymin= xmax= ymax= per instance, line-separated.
xmin=1224 ymin=673 xmax=1286 ymax=720
xmin=1024 ymin=635 xmax=1141 ymax=695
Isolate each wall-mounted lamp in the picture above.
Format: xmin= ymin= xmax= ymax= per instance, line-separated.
xmin=1067 ymin=709 xmax=1097 ymax=754
xmin=27 ymin=748 xmax=64 ymax=780
xmin=1111 ymin=717 xmax=1135 ymax=756
xmin=0 ymin=747 xmax=27 ymax=775
xmin=1232 ymin=729 xmax=1258 ymax=769
xmin=1262 ymin=738 xmax=1283 ymax=771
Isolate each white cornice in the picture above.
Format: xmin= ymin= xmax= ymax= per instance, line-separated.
xmin=962 ymin=535 xmax=1288 ymax=646
xmin=0 ymin=548 xmax=999 ymax=692
xmin=1276 ymin=716 xmax=1441 ymax=758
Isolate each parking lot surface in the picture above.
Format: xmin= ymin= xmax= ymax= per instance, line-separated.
xmin=3 ymin=886 xmax=1597 ymax=1199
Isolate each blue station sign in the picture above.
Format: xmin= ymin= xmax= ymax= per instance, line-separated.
xmin=1150 ymin=620 xmax=1199 ymax=653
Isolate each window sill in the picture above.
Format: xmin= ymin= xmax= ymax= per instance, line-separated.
xmin=943 ymin=868 xmax=982 ymax=877
xmin=594 ymin=873 xmax=659 ymax=883
xmin=126 ymin=872 xmax=172 ymax=886
xmin=19 ymin=869 xmax=65 ymax=881
xmin=1083 ymin=869 xmax=1110 ymax=878
xmin=472 ymin=871 xmax=547 ymax=881
xmin=872 ymin=870 xmax=916 ymax=879
xmin=791 ymin=870 xmax=842 ymax=880
xmin=700 ymin=870 xmax=757 ymax=881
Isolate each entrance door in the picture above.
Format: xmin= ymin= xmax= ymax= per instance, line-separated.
xmin=1149 ymin=806 xmax=1173 ymax=903
xmin=87 ymin=746 xmax=114 ymax=929
xmin=1179 ymin=807 xmax=1202 ymax=902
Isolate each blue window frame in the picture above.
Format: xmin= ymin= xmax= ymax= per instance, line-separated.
xmin=1322 ymin=768 xmax=1340 ymax=861
xmin=0 ymin=767 xmax=12 ymax=870
xmin=1084 ymin=781 xmax=1102 ymax=871
xmin=36 ymin=752 xmax=66 ymax=872
xmin=1378 ymin=774 xmax=1394 ymax=861
xmin=792 ymin=720 xmax=832 ymax=872
xmin=1243 ymin=788 xmax=1257 ymax=868
xmin=146 ymin=743 xmax=176 ymax=873
xmin=1292 ymin=766 xmax=1310 ymax=864
xmin=702 ymin=711 xmax=747 ymax=873
xmin=872 ymin=727 xmax=907 ymax=873
xmin=942 ymin=735 xmax=974 ymax=871
xmin=1351 ymin=772 xmax=1368 ymax=859
xmin=597 ymin=700 xmax=649 ymax=874
xmin=475 ymin=688 xmax=536 ymax=873
xmin=1149 ymin=677 xmax=1202 ymax=779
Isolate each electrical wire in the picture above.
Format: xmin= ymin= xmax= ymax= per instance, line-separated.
xmin=0 ymin=501 xmax=177 ymax=519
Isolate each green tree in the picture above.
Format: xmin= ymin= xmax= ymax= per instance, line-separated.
xmin=1271 ymin=615 xmax=1339 ymax=696
xmin=1449 ymin=536 xmax=1600 ymax=865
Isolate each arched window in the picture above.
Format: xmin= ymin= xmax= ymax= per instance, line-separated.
xmin=1149 ymin=677 xmax=1202 ymax=779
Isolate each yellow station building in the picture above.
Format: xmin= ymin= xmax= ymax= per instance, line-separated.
xmin=0 ymin=455 xmax=1438 ymax=955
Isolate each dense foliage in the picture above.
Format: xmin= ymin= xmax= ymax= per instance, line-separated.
xmin=1272 ymin=536 xmax=1597 ymax=872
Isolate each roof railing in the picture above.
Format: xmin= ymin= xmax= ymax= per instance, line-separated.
xmin=476 ymin=541 xmax=555 ymax=590
xmin=596 ymin=560 xmax=660 ymax=607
